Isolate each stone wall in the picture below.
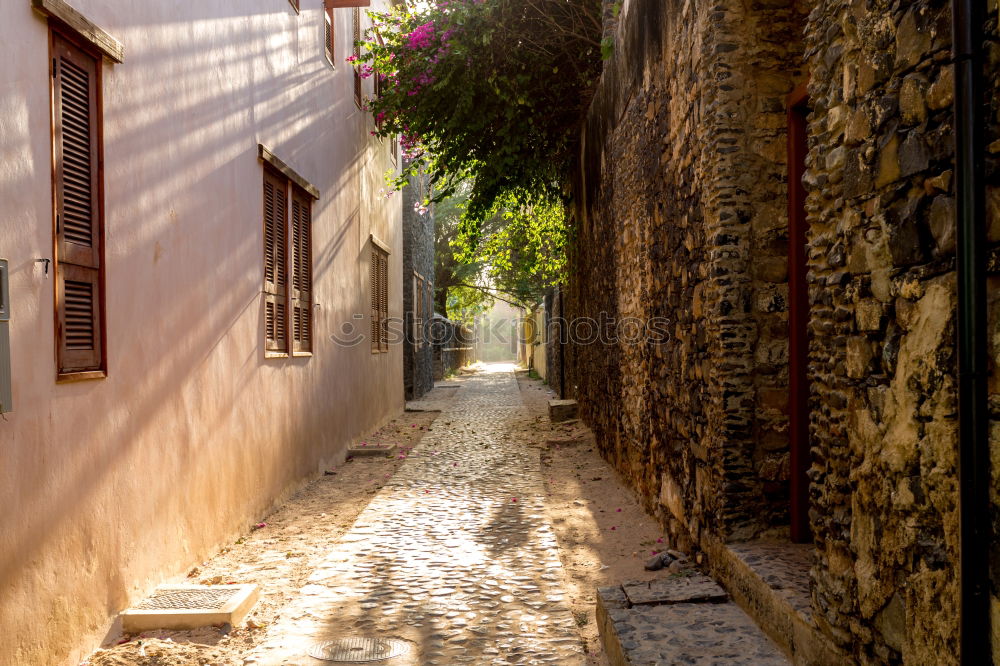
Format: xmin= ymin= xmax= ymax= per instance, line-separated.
xmin=566 ymin=0 xmax=1000 ymax=662
xmin=432 ymin=316 xmax=475 ymax=379
xmin=567 ymin=0 xmax=809 ymax=548
xmin=803 ymin=0 xmax=999 ymax=661
xmin=403 ymin=161 xmax=435 ymax=400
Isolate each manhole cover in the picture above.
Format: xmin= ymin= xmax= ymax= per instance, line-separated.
xmin=307 ymin=637 xmax=410 ymax=662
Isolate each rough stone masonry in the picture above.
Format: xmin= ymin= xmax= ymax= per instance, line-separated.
xmin=563 ymin=0 xmax=1000 ymax=663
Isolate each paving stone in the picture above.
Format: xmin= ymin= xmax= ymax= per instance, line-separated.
xmin=596 ymin=589 xmax=789 ymax=665
xmin=622 ymin=574 xmax=728 ymax=605
xmin=249 ymin=367 xmax=585 ymax=665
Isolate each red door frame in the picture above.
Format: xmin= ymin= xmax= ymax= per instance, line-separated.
xmin=787 ymin=81 xmax=811 ymax=543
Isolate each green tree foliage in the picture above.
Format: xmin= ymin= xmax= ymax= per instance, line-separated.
xmin=432 ymin=184 xmax=568 ymax=320
xmin=355 ymin=0 xmax=603 ymax=216
xmin=355 ymin=0 xmax=602 ymax=299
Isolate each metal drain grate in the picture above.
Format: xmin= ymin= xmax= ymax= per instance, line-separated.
xmin=307 ymin=637 xmax=410 ymax=662
xmin=134 ymin=587 xmax=239 ymax=611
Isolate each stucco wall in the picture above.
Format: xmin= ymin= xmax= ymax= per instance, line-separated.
xmin=0 ymin=2 xmax=402 ymax=664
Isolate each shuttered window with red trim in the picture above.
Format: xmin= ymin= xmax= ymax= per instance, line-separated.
xmin=290 ymin=187 xmax=312 ymax=354
xmin=53 ymin=31 xmax=104 ymax=375
xmin=263 ymin=167 xmax=289 ymax=353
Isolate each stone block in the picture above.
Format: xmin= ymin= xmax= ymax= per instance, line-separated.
xmin=856 ymin=299 xmax=884 ymax=332
xmin=348 ymin=443 xmax=397 ymax=457
xmin=622 ymin=574 xmax=728 ymax=605
xmin=548 ymin=399 xmax=578 ymax=422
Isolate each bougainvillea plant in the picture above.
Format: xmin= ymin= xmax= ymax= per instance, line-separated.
xmin=352 ymin=0 xmax=603 ymax=295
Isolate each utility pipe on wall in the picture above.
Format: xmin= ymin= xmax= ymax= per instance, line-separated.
xmin=952 ymin=0 xmax=990 ymax=662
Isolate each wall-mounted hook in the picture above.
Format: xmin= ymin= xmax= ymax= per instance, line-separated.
xmin=36 ymin=259 xmax=51 ymax=276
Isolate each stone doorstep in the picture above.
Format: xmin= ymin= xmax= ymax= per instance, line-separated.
xmin=705 ymin=539 xmax=847 ymax=665
xmin=596 ymin=576 xmax=789 ymax=665
xmin=121 ymin=584 xmax=259 ymax=633
xmin=348 ymin=443 xmax=397 ymax=457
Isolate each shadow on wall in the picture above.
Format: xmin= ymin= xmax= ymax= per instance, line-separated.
xmin=1 ymin=1 xmax=391 ymax=662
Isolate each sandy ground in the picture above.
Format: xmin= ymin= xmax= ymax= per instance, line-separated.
xmin=514 ymin=371 xmax=667 ymax=665
xmin=84 ymin=410 xmax=441 ymax=666
xmin=83 ymin=367 xmax=669 ymax=666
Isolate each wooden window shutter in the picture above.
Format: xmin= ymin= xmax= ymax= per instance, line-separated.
xmin=379 ymin=251 xmax=388 ymax=351
xmin=370 ymin=248 xmax=379 ymax=351
xmin=263 ymin=168 xmax=288 ymax=353
xmin=53 ymin=32 xmax=103 ymax=374
xmin=324 ymin=1 xmax=334 ymax=63
xmin=370 ymin=245 xmax=388 ymax=352
xmin=290 ymin=187 xmax=312 ymax=354
xmin=353 ymin=8 xmax=362 ymax=107
xmin=326 ymin=0 xmax=370 ymax=7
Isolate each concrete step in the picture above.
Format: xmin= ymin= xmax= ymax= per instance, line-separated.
xmin=596 ymin=573 xmax=789 ymax=665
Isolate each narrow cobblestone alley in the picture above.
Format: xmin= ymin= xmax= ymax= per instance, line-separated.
xmin=248 ymin=364 xmax=586 ymax=665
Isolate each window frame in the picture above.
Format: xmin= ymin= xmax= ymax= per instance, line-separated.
xmin=258 ymin=146 xmax=318 ymax=359
xmin=50 ymin=25 xmax=108 ymax=383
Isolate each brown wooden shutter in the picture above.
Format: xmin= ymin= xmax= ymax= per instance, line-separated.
xmin=326 ymin=0 xmax=370 ymax=7
xmin=379 ymin=251 xmax=388 ymax=351
xmin=290 ymin=188 xmax=312 ymax=354
xmin=53 ymin=32 xmax=103 ymax=374
xmin=324 ymin=1 xmax=334 ymax=62
xmin=371 ymin=248 xmax=379 ymax=351
xmin=263 ymin=168 xmax=288 ymax=353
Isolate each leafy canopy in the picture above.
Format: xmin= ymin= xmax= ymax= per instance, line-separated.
xmin=355 ymin=0 xmax=603 ymax=311
xmin=355 ymin=0 xmax=604 ymax=218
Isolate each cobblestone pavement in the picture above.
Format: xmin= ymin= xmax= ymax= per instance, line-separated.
xmin=248 ymin=366 xmax=585 ymax=665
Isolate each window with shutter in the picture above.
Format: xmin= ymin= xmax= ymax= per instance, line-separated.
xmin=324 ymin=1 xmax=335 ymax=64
xmin=353 ymin=8 xmax=362 ymax=107
xmin=379 ymin=251 xmax=388 ymax=351
xmin=290 ymin=187 xmax=312 ymax=354
xmin=371 ymin=244 xmax=389 ymax=353
xmin=263 ymin=167 xmax=289 ymax=354
xmin=52 ymin=30 xmax=105 ymax=378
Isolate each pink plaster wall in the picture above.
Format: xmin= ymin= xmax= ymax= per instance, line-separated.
xmin=0 ymin=1 xmax=403 ymax=663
